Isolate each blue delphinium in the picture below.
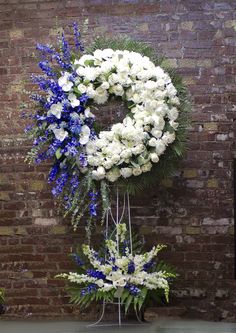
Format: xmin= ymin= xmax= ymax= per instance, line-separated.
xmin=127 ymin=261 xmax=135 ymax=274
xmin=52 ymin=171 xmax=69 ymax=196
xmin=26 ymin=22 xmax=101 ymax=226
xmin=73 ymin=22 xmax=84 ymax=52
xmin=48 ymin=163 xmax=60 ymax=183
xmin=87 ymin=269 xmax=106 ymax=280
xmin=143 ymin=260 xmax=154 ymax=272
xmin=125 ymin=284 xmax=140 ymax=296
xmin=89 ymin=191 xmax=98 ymax=217
xmin=80 ymin=283 xmax=97 ymax=296
xmin=72 ymin=253 xmax=84 ymax=266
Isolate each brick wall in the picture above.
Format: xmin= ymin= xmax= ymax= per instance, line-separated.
xmin=0 ymin=0 xmax=235 ymax=321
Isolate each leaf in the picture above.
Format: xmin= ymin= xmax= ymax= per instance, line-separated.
xmin=73 ymin=86 xmax=82 ymax=96
xmin=84 ymin=59 xmax=95 ymax=67
xmin=55 ymin=148 xmax=62 ymax=159
xmin=125 ymin=295 xmax=133 ymax=314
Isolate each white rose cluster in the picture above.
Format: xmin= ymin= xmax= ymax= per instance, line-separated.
xmin=58 ymin=49 xmax=180 ymax=182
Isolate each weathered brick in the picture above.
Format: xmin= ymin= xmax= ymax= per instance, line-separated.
xmin=50 ymin=226 xmax=67 ymax=235
xmin=207 ymin=179 xmax=218 ymax=188
xmin=0 ymin=0 xmax=234 ymax=323
xmin=28 ymin=180 xmax=45 ymax=191
xmin=9 ymin=29 xmax=24 ymax=40
xmin=186 ymin=226 xmax=200 ymax=235
xmin=183 ymin=169 xmax=197 ymax=178
xmin=180 ymin=21 xmax=193 ymax=31
xmin=34 ymin=218 xmax=58 ymax=226
xmin=0 ymin=227 xmax=14 ymax=236
xmin=204 ymin=122 xmax=218 ymax=131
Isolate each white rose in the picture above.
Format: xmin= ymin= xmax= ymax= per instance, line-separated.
xmin=162 ymin=132 xmax=175 ymax=145
xmin=92 ymin=166 xmax=106 ymax=180
xmin=150 ymin=153 xmax=159 ymax=163
xmin=141 ymin=162 xmax=152 ymax=173
xmin=85 ymin=84 xmax=95 ymax=99
xmin=111 ymin=84 xmax=124 ymax=96
xmin=151 ymin=128 xmax=162 ymax=138
xmin=94 ymin=87 xmax=108 ymax=104
xmin=108 ymin=73 xmax=119 ymax=85
xmin=155 ymin=140 xmax=166 ymax=155
xmin=120 ymin=149 xmax=132 ymax=159
xmin=148 ymin=138 xmax=157 ymax=147
xmin=82 ymin=67 xmax=99 ymax=81
xmin=169 ymin=120 xmax=179 ymax=130
xmin=111 ymin=154 xmax=120 ymax=164
xmin=102 ymin=284 xmax=114 ymax=292
xmin=171 ymin=96 xmax=180 ymax=105
xmin=152 ymin=115 xmax=165 ymax=130
xmin=77 ymin=84 xmax=87 ymax=94
xmin=144 ymin=80 xmax=158 ymax=90
xmin=168 ymin=107 xmax=179 ymax=121
xmin=120 ymin=167 xmax=133 ymax=179
xmin=100 ymin=82 xmax=110 ymax=90
xmin=103 ymin=160 xmax=113 ymax=169
xmin=132 ymin=144 xmax=144 ymax=155
xmin=87 ymin=156 xmax=97 ymax=166
xmin=132 ymin=167 xmax=142 ymax=176
xmin=100 ymin=60 xmax=114 ymax=73
xmin=166 ymin=84 xmax=177 ymax=97
xmin=86 ymin=141 xmax=96 ymax=154
xmin=106 ymin=168 xmax=121 ymax=182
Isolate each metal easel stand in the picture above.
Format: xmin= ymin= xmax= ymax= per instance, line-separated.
xmin=87 ymin=187 xmax=145 ymax=328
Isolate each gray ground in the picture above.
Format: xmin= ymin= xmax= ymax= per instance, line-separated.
xmin=0 ymin=319 xmax=236 ymax=333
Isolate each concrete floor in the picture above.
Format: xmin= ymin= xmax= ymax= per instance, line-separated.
xmin=0 ymin=319 xmax=236 ymax=333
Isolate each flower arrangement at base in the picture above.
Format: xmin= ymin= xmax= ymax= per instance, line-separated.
xmin=57 ymin=224 xmax=176 ymax=313
xmin=24 ymin=22 xmax=190 ymax=231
